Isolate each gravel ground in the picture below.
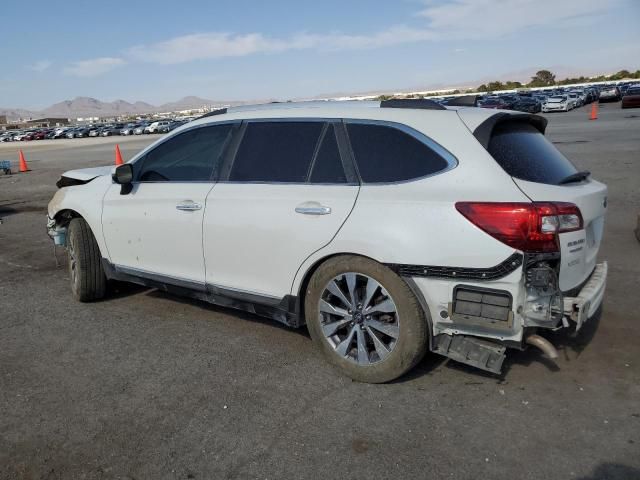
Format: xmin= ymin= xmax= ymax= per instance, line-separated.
xmin=1 ymin=103 xmax=639 ymax=480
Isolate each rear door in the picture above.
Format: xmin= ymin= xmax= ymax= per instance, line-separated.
xmin=203 ymin=120 xmax=359 ymax=298
xmin=486 ymin=121 xmax=607 ymax=291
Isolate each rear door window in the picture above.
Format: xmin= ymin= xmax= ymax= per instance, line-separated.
xmin=346 ymin=123 xmax=452 ymax=183
xmin=488 ymin=122 xmax=578 ymax=185
xmin=229 ymin=121 xmax=323 ymax=182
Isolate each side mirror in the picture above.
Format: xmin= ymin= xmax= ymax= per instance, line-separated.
xmin=113 ymin=164 xmax=134 ymax=195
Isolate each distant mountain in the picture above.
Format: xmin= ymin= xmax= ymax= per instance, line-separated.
xmin=0 ymin=96 xmax=228 ymax=121
xmin=157 ymin=96 xmax=217 ymax=112
xmin=40 ymin=97 xmax=163 ymax=117
xmin=0 ymin=108 xmax=38 ymax=120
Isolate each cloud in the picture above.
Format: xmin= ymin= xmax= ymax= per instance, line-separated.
xmin=126 ymin=25 xmax=435 ymax=65
xmin=416 ymin=0 xmax=615 ymax=39
xmin=69 ymin=0 xmax=620 ymax=68
xmin=64 ymin=57 xmax=126 ymax=77
xmin=28 ymin=60 xmax=52 ymax=72
xmin=127 ymin=32 xmax=288 ymax=64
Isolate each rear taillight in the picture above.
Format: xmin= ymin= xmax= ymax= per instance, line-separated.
xmin=455 ymin=202 xmax=583 ymax=253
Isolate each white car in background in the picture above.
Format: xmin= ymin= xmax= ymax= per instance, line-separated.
xmin=573 ymin=90 xmax=587 ymax=105
xmin=567 ymin=92 xmax=581 ymax=109
xmin=46 ymin=99 xmax=608 ymax=382
xmin=542 ymin=95 xmax=571 ymax=112
xmin=145 ymin=121 xmax=171 ymax=134
xmin=13 ymin=131 xmax=30 ymax=141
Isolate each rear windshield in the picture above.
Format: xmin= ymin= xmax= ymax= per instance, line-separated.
xmin=487 ymin=122 xmax=578 ymax=185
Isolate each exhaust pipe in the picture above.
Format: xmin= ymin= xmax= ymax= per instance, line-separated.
xmin=526 ymin=334 xmax=558 ymax=359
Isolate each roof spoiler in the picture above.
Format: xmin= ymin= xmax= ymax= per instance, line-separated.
xmin=473 ymin=113 xmax=548 ymax=150
xmin=445 ymin=95 xmax=479 ymax=107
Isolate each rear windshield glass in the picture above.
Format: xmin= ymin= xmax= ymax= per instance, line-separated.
xmin=488 ymin=122 xmax=578 ymax=185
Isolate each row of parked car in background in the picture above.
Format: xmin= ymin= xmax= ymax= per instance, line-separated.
xmin=436 ymin=81 xmax=640 ymax=114
xmin=0 ymin=119 xmax=189 ymax=142
xmin=2 ymin=82 xmax=640 ymax=143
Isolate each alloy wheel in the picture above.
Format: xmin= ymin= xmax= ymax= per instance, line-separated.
xmin=318 ymin=272 xmax=399 ymax=365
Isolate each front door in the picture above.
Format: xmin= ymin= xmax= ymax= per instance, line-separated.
xmin=102 ymin=123 xmax=235 ymax=286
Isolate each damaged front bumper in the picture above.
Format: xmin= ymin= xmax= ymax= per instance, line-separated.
xmin=47 ymin=215 xmax=67 ymax=246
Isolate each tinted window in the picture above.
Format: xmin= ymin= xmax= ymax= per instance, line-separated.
xmin=230 ymin=122 xmax=323 ymax=182
xmin=309 ymin=125 xmax=347 ymax=184
xmin=488 ymin=122 xmax=578 ymax=185
xmin=138 ymin=124 xmax=233 ymax=182
xmin=347 ymin=123 xmax=450 ymax=183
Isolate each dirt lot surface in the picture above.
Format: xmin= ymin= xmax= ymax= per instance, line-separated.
xmin=1 ymin=104 xmax=639 ymax=480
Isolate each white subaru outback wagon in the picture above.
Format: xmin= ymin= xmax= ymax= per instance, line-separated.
xmin=47 ymin=99 xmax=608 ymax=383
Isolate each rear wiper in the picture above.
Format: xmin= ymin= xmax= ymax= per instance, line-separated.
xmin=558 ymin=171 xmax=590 ymax=185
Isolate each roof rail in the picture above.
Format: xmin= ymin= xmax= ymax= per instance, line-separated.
xmin=444 ymin=95 xmax=479 ymax=107
xmin=380 ymin=98 xmax=446 ymax=111
xmin=196 ymin=108 xmax=228 ymax=120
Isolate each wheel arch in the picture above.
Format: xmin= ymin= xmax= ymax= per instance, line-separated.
xmin=294 ymin=252 xmax=433 ymax=344
xmin=51 ymin=206 xmax=109 ymax=260
xmin=53 ymin=208 xmax=83 ymax=226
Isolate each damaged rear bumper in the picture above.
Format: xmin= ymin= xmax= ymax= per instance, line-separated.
xmin=408 ymin=259 xmax=608 ymax=374
xmin=563 ymin=261 xmax=607 ymax=331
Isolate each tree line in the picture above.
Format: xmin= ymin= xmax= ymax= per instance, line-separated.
xmin=477 ymin=69 xmax=640 ymax=92
xmin=377 ymin=69 xmax=640 ymax=100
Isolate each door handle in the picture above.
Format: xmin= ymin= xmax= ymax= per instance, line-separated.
xmin=295 ymin=204 xmax=331 ymax=215
xmin=176 ymin=201 xmax=202 ymax=211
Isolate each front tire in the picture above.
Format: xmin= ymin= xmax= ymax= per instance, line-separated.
xmin=67 ymin=218 xmax=107 ymax=302
xmin=305 ymin=255 xmax=428 ymax=383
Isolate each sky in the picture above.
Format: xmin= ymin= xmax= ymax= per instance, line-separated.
xmin=1 ymin=0 xmax=639 ymax=109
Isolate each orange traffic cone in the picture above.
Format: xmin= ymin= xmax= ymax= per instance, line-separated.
xmin=589 ymin=102 xmax=598 ymax=120
xmin=18 ymin=150 xmax=30 ymax=172
xmin=115 ymin=144 xmax=124 ymax=166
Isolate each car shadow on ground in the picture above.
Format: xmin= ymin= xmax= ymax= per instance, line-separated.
xmin=137 ymin=287 xmax=313 ymax=339
xmin=0 ymin=202 xmax=46 ymax=217
xmin=577 ymin=463 xmax=640 ymax=480
xmin=107 ymin=280 xmax=150 ymax=300
xmin=103 ymin=284 xmax=606 ymax=382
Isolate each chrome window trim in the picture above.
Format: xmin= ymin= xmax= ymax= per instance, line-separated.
xmin=126 ymin=117 xmax=459 ymax=187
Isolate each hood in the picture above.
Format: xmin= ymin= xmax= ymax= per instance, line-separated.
xmin=56 ymin=165 xmax=114 ymax=188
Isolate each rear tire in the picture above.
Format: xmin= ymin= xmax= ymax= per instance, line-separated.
xmin=67 ymin=218 xmax=107 ymax=302
xmin=305 ymin=255 xmax=428 ymax=383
